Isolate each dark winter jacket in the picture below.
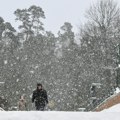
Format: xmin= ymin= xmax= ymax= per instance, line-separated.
xmin=32 ymin=89 xmax=48 ymax=107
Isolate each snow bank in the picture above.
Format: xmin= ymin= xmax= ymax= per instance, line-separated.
xmin=0 ymin=104 xmax=120 ymax=120
xmin=0 ymin=111 xmax=119 ymax=120
xmin=102 ymin=103 xmax=120 ymax=112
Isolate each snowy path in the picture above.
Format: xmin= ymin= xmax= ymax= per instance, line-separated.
xmin=0 ymin=111 xmax=120 ymax=120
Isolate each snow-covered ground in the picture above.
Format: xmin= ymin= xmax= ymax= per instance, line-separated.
xmin=102 ymin=103 xmax=120 ymax=112
xmin=0 ymin=104 xmax=120 ymax=120
xmin=0 ymin=111 xmax=120 ymax=120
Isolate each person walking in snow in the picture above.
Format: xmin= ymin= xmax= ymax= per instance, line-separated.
xmin=18 ymin=95 xmax=27 ymax=111
xmin=32 ymin=83 xmax=48 ymax=111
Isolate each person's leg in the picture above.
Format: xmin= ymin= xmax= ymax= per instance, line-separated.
xmin=35 ymin=102 xmax=45 ymax=111
xmin=35 ymin=104 xmax=41 ymax=111
xmin=39 ymin=106 xmax=44 ymax=111
xmin=36 ymin=106 xmax=39 ymax=110
xmin=36 ymin=105 xmax=44 ymax=111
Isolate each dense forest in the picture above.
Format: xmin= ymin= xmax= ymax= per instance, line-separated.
xmin=0 ymin=0 xmax=120 ymax=111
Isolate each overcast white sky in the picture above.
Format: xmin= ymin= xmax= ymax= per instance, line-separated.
xmin=0 ymin=0 xmax=120 ymax=34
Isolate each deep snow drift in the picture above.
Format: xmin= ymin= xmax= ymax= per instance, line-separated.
xmin=0 ymin=104 xmax=120 ymax=120
xmin=0 ymin=111 xmax=120 ymax=120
